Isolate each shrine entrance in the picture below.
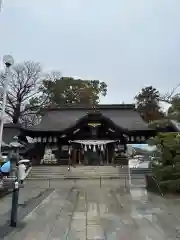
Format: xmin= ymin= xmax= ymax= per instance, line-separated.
xmin=84 ymin=149 xmax=101 ymax=165
xmin=69 ymin=140 xmax=117 ymax=165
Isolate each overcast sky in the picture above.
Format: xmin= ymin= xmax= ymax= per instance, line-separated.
xmin=0 ymin=0 xmax=180 ymax=105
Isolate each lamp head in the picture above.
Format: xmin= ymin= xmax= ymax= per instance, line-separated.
xmin=13 ymin=136 xmax=18 ymax=141
xmin=3 ymin=55 xmax=14 ymax=67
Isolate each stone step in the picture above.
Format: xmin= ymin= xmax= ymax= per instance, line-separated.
xmin=27 ymin=174 xmax=143 ymax=180
xmin=28 ymin=166 xmax=129 ymax=180
xmin=30 ymin=166 xmax=127 ymax=170
xmin=29 ymin=173 xmax=124 ymax=176
xmin=27 ymin=176 xmax=128 ymax=180
xmin=30 ymin=169 xmax=128 ymax=172
xmin=130 ymin=168 xmax=152 ymax=174
xmin=30 ymin=169 xmax=127 ymax=173
xmin=30 ymin=167 xmax=135 ymax=171
xmin=30 ymin=172 xmax=127 ymax=176
xmin=30 ymin=171 xmax=128 ymax=174
xmin=28 ymin=175 xmax=125 ymax=179
xmin=29 ymin=172 xmax=128 ymax=176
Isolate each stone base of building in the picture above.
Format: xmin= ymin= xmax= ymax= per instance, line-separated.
xmin=34 ymin=157 xmax=128 ymax=166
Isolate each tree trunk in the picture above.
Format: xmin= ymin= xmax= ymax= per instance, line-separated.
xmin=12 ymin=104 xmax=21 ymax=124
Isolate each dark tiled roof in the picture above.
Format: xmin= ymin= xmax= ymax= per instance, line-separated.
xmin=46 ymin=104 xmax=136 ymax=110
xmin=100 ymin=109 xmax=149 ymax=131
xmin=22 ymin=104 xmax=150 ymax=132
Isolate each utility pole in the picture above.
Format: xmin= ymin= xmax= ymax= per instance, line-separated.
xmin=0 ymin=55 xmax=14 ymax=155
xmin=0 ymin=0 xmax=3 ymax=12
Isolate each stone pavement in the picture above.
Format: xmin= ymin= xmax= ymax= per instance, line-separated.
xmin=0 ymin=187 xmax=53 ymax=238
xmin=3 ymin=183 xmax=180 ymax=240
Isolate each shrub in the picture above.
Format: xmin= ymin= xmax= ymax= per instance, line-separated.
xmin=150 ymin=132 xmax=180 ymax=192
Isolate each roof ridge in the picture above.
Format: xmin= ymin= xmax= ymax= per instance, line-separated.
xmin=46 ymin=104 xmax=135 ymax=111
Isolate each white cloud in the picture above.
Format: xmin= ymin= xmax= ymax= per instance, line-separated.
xmin=1 ymin=0 xmax=180 ymax=105
xmin=10 ymin=0 xmax=84 ymax=25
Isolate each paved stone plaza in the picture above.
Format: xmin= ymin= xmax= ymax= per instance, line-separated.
xmin=1 ymin=181 xmax=180 ymax=240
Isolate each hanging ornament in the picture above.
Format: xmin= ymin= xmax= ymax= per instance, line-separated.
xmin=131 ymin=136 xmax=134 ymax=142
xmin=88 ymin=144 xmax=91 ymax=149
xmin=49 ymin=136 xmax=52 ymax=142
xmin=93 ymin=145 xmax=96 ymax=152
xmin=43 ymin=137 xmax=47 ymax=142
xmin=34 ymin=137 xmax=38 ymax=143
xmin=53 ymin=137 xmax=57 ymax=142
xmin=101 ymin=145 xmax=104 ymax=151
xmin=136 ymin=136 xmax=140 ymax=142
xmin=141 ymin=136 xmax=145 ymax=141
xmin=84 ymin=145 xmax=87 ymax=151
xmin=68 ymin=147 xmax=71 ymax=155
xmin=37 ymin=137 xmax=41 ymax=143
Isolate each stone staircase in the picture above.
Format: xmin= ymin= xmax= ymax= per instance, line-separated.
xmin=27 ymin=165 xmax=129 ymax=180
xmin=114 ymin=156 xmax=128 ymax=165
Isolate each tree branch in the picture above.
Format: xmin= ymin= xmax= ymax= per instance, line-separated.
xmin=160 ymin=84 xmax=180 ymax=104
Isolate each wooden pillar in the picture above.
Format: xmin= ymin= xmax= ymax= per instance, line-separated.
xmin=106 ymin=146 xmax=109 ymax=165
xmin=112 ymin=145 xmax=115 ymax=165
xmin=78 ymin=149 xmax=81 ymax=164
xmin=73 ymin=148 xmax=76 ymax=165
xmin=68 ymin=152 xmax=71 ymax=166
xmin=68 ymin=145 xmax=71 ymax=166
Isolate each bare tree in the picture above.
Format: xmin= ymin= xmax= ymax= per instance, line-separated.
xmin=42 ymin=70 xmax=62 ymax=82
xmin=0 ymin=61 xmax=42 ymax=126
xmin=20 ymin=112 xmax=42 ymax=127
xmin=160 ymin=84 xmax=180 ymax=104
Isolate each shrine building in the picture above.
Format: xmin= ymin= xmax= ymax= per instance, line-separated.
xmin=20 ymin=104 xmax=157 ymax=165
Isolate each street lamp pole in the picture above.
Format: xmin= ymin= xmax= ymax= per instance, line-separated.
xmin=0 ymin=55 xmax=14 ymax=155
xmin=0 ymin=0 xmax=2 ymax=12
xmin=9 ymin=136 xmax=22 ymax=227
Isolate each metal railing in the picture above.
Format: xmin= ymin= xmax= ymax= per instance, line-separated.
xmin=25 ymin=174 xmax=146 ymax=190
xmin=0 ymin=177 xmax=17 ymax=190
xmin=0 ymin=176 xmax=26 ymax=191
xmin=150 ymin=176 xmax=164 ymax=196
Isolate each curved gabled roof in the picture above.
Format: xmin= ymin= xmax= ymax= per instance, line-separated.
xmin=21 ymin=104 xmax=151 ymax=133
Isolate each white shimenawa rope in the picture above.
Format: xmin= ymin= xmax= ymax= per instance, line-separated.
xmin=69 ymin=140 xmax=117 ymax=152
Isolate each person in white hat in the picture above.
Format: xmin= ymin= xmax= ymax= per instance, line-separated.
xmin=18 ymin=162 xmax=26 ymax=184
xmin=18 ymin=159 xmax=32 ymax=184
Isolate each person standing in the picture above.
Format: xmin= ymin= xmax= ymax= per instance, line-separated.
xmin=18 ymin=162 xmax=26 ymax=184
xmin=0 ymin=157 xmax=10 ymax=178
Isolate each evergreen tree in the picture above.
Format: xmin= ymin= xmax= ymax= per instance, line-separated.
xmin=150 ymin=133 xmax=180 ymax=192
xmin=135 ymin=86 xmax=164 ymax=122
